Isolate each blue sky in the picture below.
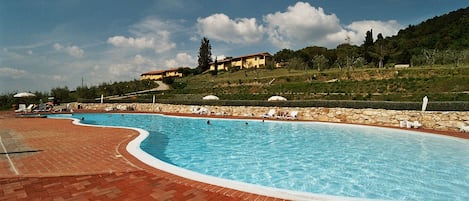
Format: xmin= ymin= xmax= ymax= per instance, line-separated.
xmin=1 ymin=0 xmax=467 ymax=94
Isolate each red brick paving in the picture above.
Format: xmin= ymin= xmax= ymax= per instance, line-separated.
xmin=1 ymin=110 xmax=467 ymax=201
xmin=0 ymin=111 xmax=285 ymax=201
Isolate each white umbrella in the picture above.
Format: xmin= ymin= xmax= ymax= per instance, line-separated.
xmin=13 ymin=92 xmax=36 ymax=98
xmin=268 ymin=95 xmax=287 ymax=101
xmin=202 ymin=95 xmax=219 ymax=100
xmin=422 ymin=96 xmax=428 ymax=112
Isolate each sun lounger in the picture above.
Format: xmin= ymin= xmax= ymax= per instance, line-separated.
xmin=33 ymin=103 xmax=51 ymax=112
xmin=460 ymin=124 xmax=469 ymax=133
xmin=406 ymin=121 xmax=413 ymax=128
xmin=116 ymin=105 xmax=127 ymax=111
xmin=399 ymin=120 xmax=406 ymax=128
xmin=286 ymin=111 xmax=299 ymax=120
xmin=261 ymin=109 xmax=276 ymax=118
xmin=400 ymin=120 xmax=422 ymax=129
xmin=25 ymin=104 xmax=34 ymax=112
xmin=15 ymin=104 xmax=26 ymax=113
xmin=191 ymin=106 xmax=209 ymax=114
xmin=412 ymin=121 xmax=422 ymax=128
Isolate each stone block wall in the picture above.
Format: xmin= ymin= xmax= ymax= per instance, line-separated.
xmin=72 ymin=103 xmax=469 ymax=132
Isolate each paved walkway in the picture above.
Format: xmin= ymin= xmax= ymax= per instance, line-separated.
xmin=0 ymin=111 xmax=285 ymax=201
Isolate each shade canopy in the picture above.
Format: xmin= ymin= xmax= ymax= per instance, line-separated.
xmin=267 ymin=95 xmax=287 ymax=101
xmin=13 ymin=92 xmax=36 ymax=98
xmin=202 ymin=95 xmax=219 ymax=100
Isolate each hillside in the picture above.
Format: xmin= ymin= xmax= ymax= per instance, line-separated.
xmin=387 ymin=7 xmax=469 ymax=63
xmin=393 ymin=7 xmax=469 ymax=50
xmin=164 ymin=66 xmax=469 ymax=102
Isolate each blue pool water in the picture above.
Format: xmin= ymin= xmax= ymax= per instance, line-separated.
xmin=50 ymin=113 xmax=469 ymax=200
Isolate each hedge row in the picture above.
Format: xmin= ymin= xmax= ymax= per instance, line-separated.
xmin=77 ymin=99 xmax=469 ymax=111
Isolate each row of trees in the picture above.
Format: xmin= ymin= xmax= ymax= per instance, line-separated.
xmin=272 ymin=29 xmax=468 ymax=71
xmin=194 ymin=8 xmax=468 ymax=72
xmin=196 ymin=31 xmax=467 ymax=75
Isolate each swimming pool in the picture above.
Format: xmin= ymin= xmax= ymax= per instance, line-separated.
xmin=50 ymin=113 xmax=469 ymax=200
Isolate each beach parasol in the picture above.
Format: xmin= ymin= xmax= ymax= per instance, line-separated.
xmin=268 ymin=95 xmax=287 ymax=101
xmin=202 ymin=95 xmax=219 ymax=100
xmin=13 ymin=92 xmax=36 ymax=98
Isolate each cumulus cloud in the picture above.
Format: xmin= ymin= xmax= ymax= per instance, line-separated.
xmin=197 ymin=13 xmax=264 ymax=44
xmin=107 ymin=17 xmax=176 ymax=53
xmin=263 ymin=2 xmax=342 ymax=48
xmin=53 ymin=43 xmax=84 ymax=58
xmin=193 ymin=1 xmax=402 ymax=49
xmin=164 ymin=53 xmax=196 ymax=67
xmin=0 ymin=67 xmax=27 ymax=79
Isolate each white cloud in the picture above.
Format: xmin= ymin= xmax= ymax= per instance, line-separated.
xmin=53 ymin=43 xmax=84 ymax=58
xmin=0 ymin=67 xmax=27 ymax=79
xmin=196 ymin=13 xmax=264 ymax=44
xmin=263 ymin=2 xmax=342 ymax=48
xmin=346 ymin=20 xmax=402 ymax=44
xmin=260 ymin=2 xmax=403 ymax=49
xmin=164 ymin=53 xmax=196 ymax=67
xmin=107 ymin=17 xmax=176 ymax=53
xmin=107 ymin=36 xmax=156 ymax=49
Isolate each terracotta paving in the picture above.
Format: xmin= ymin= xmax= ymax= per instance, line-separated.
xmin=0 ymin=111 xmax=285 ymax=201
xmin=1 ymin=110 xmax=467 ymax=201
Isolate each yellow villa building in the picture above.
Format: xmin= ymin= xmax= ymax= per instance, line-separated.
xmin=140 ymin=68 xmax=184 ymax=80
xmin=209 ymin=52 xmax=273 ymax=71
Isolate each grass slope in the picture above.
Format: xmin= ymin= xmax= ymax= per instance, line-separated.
xmin=163 ymin=66 xmax=469 ymax=102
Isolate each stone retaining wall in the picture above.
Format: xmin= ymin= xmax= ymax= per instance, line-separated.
xmin=73 ymin=103 xmax=469 ymax=132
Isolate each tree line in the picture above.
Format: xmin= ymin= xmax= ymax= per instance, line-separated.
xmin=1 ymin=79 xmax=158 ymax=110
xmin=195 ymin=7 xmax=469 ymax=72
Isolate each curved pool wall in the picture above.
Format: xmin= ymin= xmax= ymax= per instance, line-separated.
xmin=47 ymin=113 xmax=469 ymax=201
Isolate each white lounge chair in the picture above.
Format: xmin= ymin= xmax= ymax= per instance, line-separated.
xmin=286 ymin=111 xmax=299 ymax=120
xmin=26 ymin=104 xmax=34 ymax=112
xmin=199 ymin=107 xmax=209 ymax=114
xmin=406 ymin=121 xmax=413 ymax=128
xmin=413 ymin=121 xmax=422 ymax=128
xmin=261 ymin=109 xmax=276 ymax=118
xmin=190 ymin=106 xmax=200 ymax=114
xmin=460 ymin=124 xmax=469 ymax=133
xmin=15 ymin=104 xmax=26 ymax=113
xmin=399 ymin=120 xmax=407 ymax=128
